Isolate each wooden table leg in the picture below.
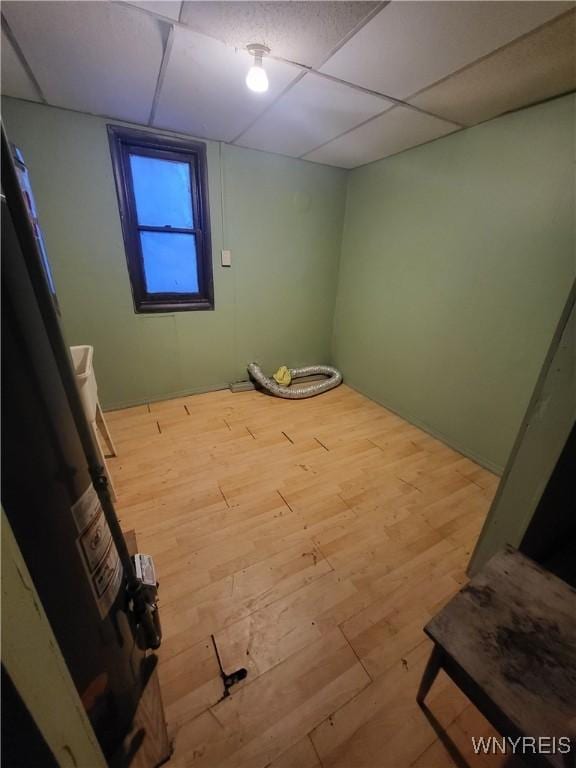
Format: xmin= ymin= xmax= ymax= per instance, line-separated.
xmin=417 ymin=645 xmax=443 ymax=706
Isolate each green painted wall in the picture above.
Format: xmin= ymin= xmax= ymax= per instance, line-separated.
xmin=3 ymin=95 xmax=573 ymax=471
xmin=333 ymin=94 xmax=575 ymax=471
xmin=1 ymin=98 xmax=346 ymax=408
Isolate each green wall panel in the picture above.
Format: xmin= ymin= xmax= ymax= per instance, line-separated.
xmin=223 ymin=145 xmax=345 ymax=374
xmin=3 ymin=94 xmax=573 ymax=473
xmin=1 ymin=98 xmax=346 ymax=408
xmin=333 ymin=94 xmax=575 ymax=471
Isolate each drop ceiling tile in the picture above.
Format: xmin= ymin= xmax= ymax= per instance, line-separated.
xmin=2 ymin=1 xmax=166 ymax=123
xmin=123 ymin=1 xmax=182 ymax=21
xmin=304 ymin=107 xmax=460 ymax=169
xmin=320 ymin=1 xmax=573 ymax=99
xmin=410 ymin=10 xmax=576 ymax=126
xmin=153 ymin=25 xmax=300 ymax=142
xmin=180 ymin=1 xmax=379 ymax=68
xmin=1 ymin=27 xmax=41 ymax=102
xmin=237 ymin=74 xmax=392 ymax=158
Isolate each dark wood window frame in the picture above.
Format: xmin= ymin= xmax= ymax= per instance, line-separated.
xmin=107 ymin=125 xmax=214 ymax=313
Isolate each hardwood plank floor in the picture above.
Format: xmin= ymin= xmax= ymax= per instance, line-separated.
xmin=108 ymin=385 xmax=506 ymax=768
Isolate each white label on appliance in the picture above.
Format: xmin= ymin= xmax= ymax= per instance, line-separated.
xmin=71 ymin=483 xmax=102 ymax=533
xmin=91 ymin=543 xmax=123 ymax=618
xmin=79 ymin=512 xmax=113 ymax=573
xmin=72 ymin=483 xmax=123 ymax=618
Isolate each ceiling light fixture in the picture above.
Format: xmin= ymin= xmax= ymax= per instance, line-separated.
xmin=246 ymin=44 xmax=270 ymax=93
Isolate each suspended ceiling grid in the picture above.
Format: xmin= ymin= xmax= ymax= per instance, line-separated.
xmin=1 ymin=1 xmax=575 ymax=168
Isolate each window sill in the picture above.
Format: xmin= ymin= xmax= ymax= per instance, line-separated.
xmin=134 ymin=298 xmax=214 ymax=313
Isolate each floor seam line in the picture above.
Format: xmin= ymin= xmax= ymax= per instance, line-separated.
xmin=308 ymin=731 xmax=326 ymax=768
xmin=218 ymin=485 xmax=231 ymax=508
xmin=276 ymin=489 xmax=295 ymax=514
xmin=311 ymin=541 xmax=335 ymax=573
xmin=339 ymin=624 xmax=374 ymax=683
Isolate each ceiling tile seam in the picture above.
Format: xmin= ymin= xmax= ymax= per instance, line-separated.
xmin=109 ymin=1 xmax=470 ymax=131
xmin=1 ymin=13 xmax=47 ymax=104
xmin=1 ymin=92 xmax=470 ymax=172
xmin=114 ymin=0 xmax=469 ymax=138
xmin=299 ymin=102 xmax=461 ymax=161
xmin=271 ymin=6 xmax=576 ymax=126
xmin=114 ymin=0 xmax=576 ymax=116
xmin=302 ymin=69 xmax=468 ymax=125
xmin=406 ymin=6 xmax=576 ymax=106
xmin=114 ymin=1 xmax=178 ymax=25
xmin=298 ymin=103 xmax=397 ymax=160
xmin=111 ymin=0 xmax=310 ymax=147
xmin=148 ymin=23 xmax=176 ymax=126
xmin=229 ymin=69 xmax=308 ymax=145
xmin=1 ymin=91 xmax=347 ymax=172
xmin=226 ymin=62 xmax=467 ymax=141
xmin=296 ymin=7 xmax=576 ymax=149
xmin=186 ymin=1 xmax=391 ymax=147
xmin=310 ymin=0 xmax=390 ymax=70
xmin=112 ymin=0 xmax=292 ymax=70
xmin=349 ymin=125 xmax=467 ymax=171
xmin=302 ymin=86 xmax=576 ymax=168
xmin=218 ymin=138 xmax=332 ymax=169
xmin=12 ymin=0 xmax=569 ymax=156
xmin=121 ymin=0 xmax=389 ymax=71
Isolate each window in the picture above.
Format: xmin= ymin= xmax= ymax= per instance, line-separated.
xmin=108 ymin=126 xmax=213 ymax=313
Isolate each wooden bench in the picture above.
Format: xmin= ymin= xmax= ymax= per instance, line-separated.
xmin=417 ymin=547 xmax=576 ymax=768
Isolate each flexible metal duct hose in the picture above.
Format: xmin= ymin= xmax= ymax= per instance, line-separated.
xmin=247 ymin=363 xmax=343 ymax=399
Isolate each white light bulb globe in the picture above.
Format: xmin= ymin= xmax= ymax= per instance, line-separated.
xmin=246 ymin=64 xmax=269 ymax=93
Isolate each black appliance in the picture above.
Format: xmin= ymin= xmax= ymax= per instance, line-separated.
xmin=1 ymin=125 xmax=162 ymax=761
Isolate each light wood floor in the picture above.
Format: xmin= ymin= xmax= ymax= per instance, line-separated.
xmin=108 ymin=384 xmax=506 ymax=768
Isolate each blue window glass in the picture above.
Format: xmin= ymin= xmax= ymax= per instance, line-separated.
xmin=129 ymin=155 xmax=194 ymax=228
xmin=109 ymin=126 xmax=213 ymax=311
xmin=140 ymin=232 xmax=198 ymax=294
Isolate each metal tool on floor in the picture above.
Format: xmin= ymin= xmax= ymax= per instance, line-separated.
xmin=210 ymin=634 xmax=247 ymax=700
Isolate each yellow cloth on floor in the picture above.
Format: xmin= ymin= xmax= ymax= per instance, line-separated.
xmin=273 ymin=366 xmax=292 ymax=387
